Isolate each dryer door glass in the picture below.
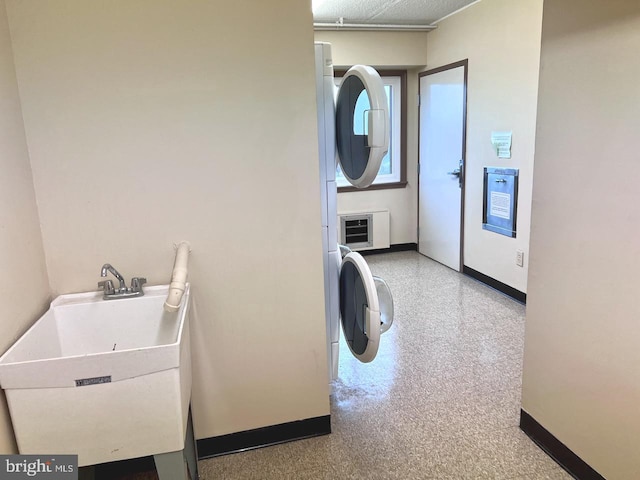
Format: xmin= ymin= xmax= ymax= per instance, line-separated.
xmin=335 ymin=65 xmax=389 ymax=189
xmin=339 ymin=252 xmax=381 ymax=363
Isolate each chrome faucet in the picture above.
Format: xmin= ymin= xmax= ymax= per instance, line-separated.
xmin=98 ymin=263 xmax=146 ymax=300
xmin=100 ymin=263 xmax=126 ymax=290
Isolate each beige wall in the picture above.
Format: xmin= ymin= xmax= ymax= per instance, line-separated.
xmin=426 ymin=0 xmax=543 ymax=292
xmin=314 ymin=31 xmax=427 ymax=245
xmin=6 ymin=0 xmax=329 ymax=439
xmin=0 ymin=0 xmax=50 ymax=453
xmin=522 ymin=1 xmax=640 ymax=478
xmin=314 ymin=31 xmax=428 ymax=68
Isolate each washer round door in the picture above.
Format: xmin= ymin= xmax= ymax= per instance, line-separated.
xmin=339 ymin=252 xmax=381 ymax=363
xmin=335 ymin=65 xmax=389 ymax=189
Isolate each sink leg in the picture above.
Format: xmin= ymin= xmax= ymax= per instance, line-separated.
xmin=184 ymin=407 xmax=199 ymax=480
xmin=154 ymin=451 xmax=189 ymax=480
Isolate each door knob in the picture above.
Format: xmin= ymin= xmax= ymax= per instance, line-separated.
xmin=447 ymin=168 xmax=461 ymax=178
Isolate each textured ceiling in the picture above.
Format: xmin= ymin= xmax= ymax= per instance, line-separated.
xmin=313 ymin=0 xmax=478 ymax=25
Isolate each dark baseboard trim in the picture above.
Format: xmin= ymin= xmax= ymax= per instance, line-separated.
xmin=89 ymin=416 xmax=330 ymax=477
xmin=462 ymin=265 xmax=526 ymax=304
xmin=358 ymin=242 xmax=418 ymax=256
xmin=520 ymin=410 xmax=605 ymax=480
xmin=196 ymin=415 xmax=331 ymax=459
xmin=92 ymin=457 xmax=156 ymax=479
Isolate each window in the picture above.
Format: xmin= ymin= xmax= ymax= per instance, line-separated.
xmin=334 ymin=70 xmax=407 ymax=191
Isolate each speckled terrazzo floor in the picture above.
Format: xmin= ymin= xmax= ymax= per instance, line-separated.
xmin=120 ymin=251 xmax=569 ymax=480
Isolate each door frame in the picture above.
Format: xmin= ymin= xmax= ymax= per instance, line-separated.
xmin=417 ymin=59 xmax=469 ymax=271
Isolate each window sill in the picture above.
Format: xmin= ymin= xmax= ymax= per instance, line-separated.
xmin=337 ymin=181 xmax=408 ymax=193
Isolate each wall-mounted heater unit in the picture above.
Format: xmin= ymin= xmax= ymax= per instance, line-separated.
xmin=338 ymin=210 xmax=390 ymax=251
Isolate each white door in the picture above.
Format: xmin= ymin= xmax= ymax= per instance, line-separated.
xmin=418 ymin=61 xmax=467 ymax=271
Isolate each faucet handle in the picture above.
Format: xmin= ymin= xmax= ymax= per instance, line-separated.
xmin=131 ymin=277 xmax=147 ymax=292
xmin=98 ymin=279 xmax=114 ymax=294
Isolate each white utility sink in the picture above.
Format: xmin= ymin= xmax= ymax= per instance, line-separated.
xmin=0 ymin=284 xmax=192 ymax=467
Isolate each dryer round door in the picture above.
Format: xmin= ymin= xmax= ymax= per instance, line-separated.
xmin=335 ymin=65 xmax=389 ymax=189
xmin=339 ymin=252 xmax=381 ymax=363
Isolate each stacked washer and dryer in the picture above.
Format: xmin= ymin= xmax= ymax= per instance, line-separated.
xmin=314 ymin=42 xmax=394 ymax=382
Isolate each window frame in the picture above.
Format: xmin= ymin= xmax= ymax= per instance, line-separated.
xmin=334 ymin=69 xmax=408 ymax=192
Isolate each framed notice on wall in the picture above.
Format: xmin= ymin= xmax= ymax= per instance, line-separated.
xmin=483 ymin=167 xmax=519 ymax=238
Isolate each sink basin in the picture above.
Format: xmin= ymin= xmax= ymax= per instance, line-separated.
xmin=0 ymin=284 xmax=192 ymax=466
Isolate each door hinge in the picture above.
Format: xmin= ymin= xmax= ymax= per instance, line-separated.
xmin=417 ymin=226 xmax=420 ymax=239
xmin=417 ymin=93 xmax=420 ymax=107
xmin=417 ymin=163 xmax=421 ymax=175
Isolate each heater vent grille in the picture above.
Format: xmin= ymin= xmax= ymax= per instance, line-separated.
xmin=340 ymin=214 xmax=373 ymax=248
xmin=338 ymin=210 xmax=390 ymax=251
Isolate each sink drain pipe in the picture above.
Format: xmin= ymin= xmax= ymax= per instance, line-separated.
xmin=164 ymin=241 xmax=191 ymax=312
